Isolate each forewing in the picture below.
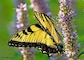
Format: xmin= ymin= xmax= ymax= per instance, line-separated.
xmin=8 ymin=24 xmax=60 ymax=55
xmin=34 ymin=12 xmax=62 ymax=44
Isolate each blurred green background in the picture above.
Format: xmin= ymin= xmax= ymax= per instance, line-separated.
xmin=0 ymin=0 xmax=84 ymax=60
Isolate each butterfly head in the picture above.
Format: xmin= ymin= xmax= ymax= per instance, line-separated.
xmin=56 ymin=44 xmax=64 ymax=54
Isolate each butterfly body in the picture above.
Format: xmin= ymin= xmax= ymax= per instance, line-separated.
xmin=8 ymin=12 xmax=63 ymax=56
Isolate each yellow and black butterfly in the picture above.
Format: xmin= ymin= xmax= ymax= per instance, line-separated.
xmin=8 ymin=12 xmax=63 ymax=56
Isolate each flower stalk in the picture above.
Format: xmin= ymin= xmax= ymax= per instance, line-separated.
xmin=16 ymin=3 xmax=34 ymax=60
xmin=16 ymin=3 xmax=28 ymax=30
xmin=30 ymin=0 xmax=51 ymax=16
xmin=58 ymin=0 xmax=78 ymax=60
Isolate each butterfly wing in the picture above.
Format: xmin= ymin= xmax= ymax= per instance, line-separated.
xmin=8 ymin=24 xmax=62 ymax=55
xmin=34 ymin=12 xmax=63 ymax=44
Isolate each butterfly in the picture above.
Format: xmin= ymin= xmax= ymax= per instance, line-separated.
xmin=8 ymin=12 xmax=64 ymax=56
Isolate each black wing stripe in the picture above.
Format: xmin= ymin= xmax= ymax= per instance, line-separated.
xmin=42 ymin=14 xmax=50 ymax=24
xmin=27 ymin=26 xmax=33 ymax=33
xmin=16 ymin=33 xmax=21 ymax=37
xmin=23 ymin=30 xmax=28 ymax=35
xmin=35 ymin=24 xmax=43 ymax=30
